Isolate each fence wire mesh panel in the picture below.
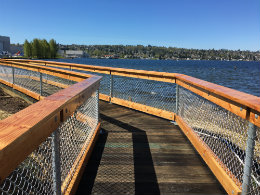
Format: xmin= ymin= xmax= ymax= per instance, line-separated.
xmin=41 ymin=74 xmax=76 ymax=97
xmin=0 ymin=65 xmax=13 ymax=83
xmin=248 ymin=126 xmax=260 ymax=194
xmin=14 ymin=67 xmax=41 ymax=94
xmin=177 ymin=86 xmax=260 ymax=192
xmin=46 ymin=65 xmax=110 ymax=96
xmin=59 ymin=90 xmax=99 ymax=192
xmin=113 ymin=75 xmax=176 ymax=112
xmin=71 ymin=69 xmax=110 ymax=96
xmin=0 ymin=137 xmax=54 ymax=195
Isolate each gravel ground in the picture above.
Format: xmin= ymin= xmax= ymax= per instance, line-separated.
xmin=0 ymin=88 xmax=30 ymax=120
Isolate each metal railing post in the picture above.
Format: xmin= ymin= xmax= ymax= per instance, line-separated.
xmin=40 ymin=72 xmax=43 ymax=96
xmin=176 ymin=84 xmax=179 ymax=115
xmin=242 ymin=122 xmax=257 ymax=195
xmin=109 ymin=72 xmax=114 ymax=103
xmin=12 ymin=66 xmax=15 ymax=84
xmin=52 ymin=130 xmax=62 ymax=195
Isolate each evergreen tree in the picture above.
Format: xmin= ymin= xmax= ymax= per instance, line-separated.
xmin=49 ymin=39 xmax=58 ymax=58
xmin=23 ymin=39 xmax=32 ymax=58
xmin=41 ymin=39 xmax=51 ymax=58
xmin=32 ymin=39 xmax=41 ymax=58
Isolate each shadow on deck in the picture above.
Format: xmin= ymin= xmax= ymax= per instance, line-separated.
xmin=76 ymin=101 xmax=226 ymax=195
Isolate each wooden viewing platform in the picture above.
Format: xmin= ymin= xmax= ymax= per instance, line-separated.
xmin=76 ymin=101 xmax=226 ymax=195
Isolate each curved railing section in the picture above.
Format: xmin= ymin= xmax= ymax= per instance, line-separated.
xmin=0 ymin=60 xmax=101 ymax=195
xmin=1 ymin=59 xmax=260 ymax=195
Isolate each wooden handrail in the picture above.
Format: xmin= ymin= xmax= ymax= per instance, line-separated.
xmin=2 ymin=59 xmax=258 ymax=126
xmin=176 ymin=74 xmax=260 ymax=113
xmin=1 ymin=59 xmax=177 ymax=83
xmin=0 ymin=75 xmax=101 ymax=183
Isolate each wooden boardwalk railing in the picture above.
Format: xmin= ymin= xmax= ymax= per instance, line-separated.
xmin=0 ymin=59 xmax=260 ymax=195
xmin=0 ymin=61 xmax=101 ymax=195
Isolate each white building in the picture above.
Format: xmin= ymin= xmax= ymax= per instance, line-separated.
xmin=58 ymin=50 xmax=88 ymax=58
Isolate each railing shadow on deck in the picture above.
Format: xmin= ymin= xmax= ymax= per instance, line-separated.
xmin=77 ymin=113 xmax=160 ymax=195
xmin=76 ymin=128 xmax=108 ymax=194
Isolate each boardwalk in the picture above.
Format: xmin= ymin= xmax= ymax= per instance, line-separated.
xmin=76 ymin=101 xmax=226 ymax=195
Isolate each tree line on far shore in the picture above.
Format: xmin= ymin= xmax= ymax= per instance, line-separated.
xmin=61 ymin=44 xmax=259 ymax=61
xmin=24 ymin=39 xmax=58 ymax=59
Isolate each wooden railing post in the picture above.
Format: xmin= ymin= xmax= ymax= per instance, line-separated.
xmin=52 ymin=129 xmax=62 ymax=195
xmin=242 ymin=122 xmax=257 ymax=195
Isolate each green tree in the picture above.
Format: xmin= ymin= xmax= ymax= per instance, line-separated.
xmin=49 ymin=39 xmax=58 ymax=58
xmin=32 ymin=39 xmax=42 ymax=58
xmin=24 ymin=39 xmax=32 ymax=58
xmin=41 ymin=39 xmax=51 ymax=58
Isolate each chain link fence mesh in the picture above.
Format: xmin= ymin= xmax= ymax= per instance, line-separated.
xmin=0 ymin=90 xmax=99 ymax=195
xmin=177 ymin=86 xmax=260 ymax=194
xmin=0 ymin=65 xmax=13 ymax=83
xmin=0 ymin=137 xmax=54 ymax=195
xmin=41 ymin=74 xmax=76 ymax=97
xmin=60 ymin=90 xmax=99 ymax=192
xmin=0 ymin=64 xmax=75 ymax=97
xmin=0 ymin=64 xmax=100 ymax=195
xmin=113 ymin=75 xmax=176 ymax=112
xmin=14 ymin=67 xmax=41 ymax=94
xmin=71 ymin=69 xmax=110 ymax=96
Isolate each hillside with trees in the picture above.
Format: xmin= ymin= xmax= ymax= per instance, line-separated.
xmin=24 ymin=39 xmax=58 ymax=59
xmin=59 ymin=44 xmax=260 ymax=61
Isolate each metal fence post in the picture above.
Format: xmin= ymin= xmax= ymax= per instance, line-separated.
xmin=52 ymin=130 xmax=62 ymax=195
xmin=176 ymin=84 xmax=179 ymax=115
xmin=97 ymin=89 xmax=100 ymax=121
xmin=40 ymin=72 xmax=43 ymax=96
xmin=242 ymin=122 xmax=257 ymax=195
xmin=109 ymin=72 xmax=114 ymax=103
xmin=12 ymin=66 xmax=15 ymax=84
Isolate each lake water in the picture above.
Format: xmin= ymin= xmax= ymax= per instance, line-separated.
xmin=52 ymin=58 xmax=260 ymax=97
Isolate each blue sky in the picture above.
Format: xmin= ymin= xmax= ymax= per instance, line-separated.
xmin=1 ymin=0 xmax=259 ymax=51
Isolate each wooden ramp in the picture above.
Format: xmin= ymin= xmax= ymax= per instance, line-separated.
xmin=76 ymin=101 xmax=226 ymax=195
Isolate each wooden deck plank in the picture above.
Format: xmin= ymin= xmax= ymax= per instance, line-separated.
xmin=76 ymin=101 xmax=226 ymax=195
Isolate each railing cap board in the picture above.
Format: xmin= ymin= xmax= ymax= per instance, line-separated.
xmin=0 ymin=75 xmax=101 ymax=183
xmin=1 ymin=59 xmax=177 ymax=78
xmin=0 ymin=60 xmax=94 ymax=80
xmin=176 ymin=73 xmax=260 ymax=113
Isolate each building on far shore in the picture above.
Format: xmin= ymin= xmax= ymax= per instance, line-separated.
xmin=0 ymin=36 xmax=11 ymax=57
xmin=58 ymin=50 xmax=88 ymax=58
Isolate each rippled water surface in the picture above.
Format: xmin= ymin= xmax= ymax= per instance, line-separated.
xmin=52 ymin=58 xmax=260 ymax=96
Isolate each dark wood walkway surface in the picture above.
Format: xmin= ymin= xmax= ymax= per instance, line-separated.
xmin=76 ymin=101 xmax=226 ymax=195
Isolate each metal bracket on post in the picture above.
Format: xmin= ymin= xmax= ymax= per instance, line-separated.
xmin=242 ymin=122 xmax=257 ymax=195
xmin=109 ymin=72 xmax=114 ymax=104
xmin=40 ymin=72 xmax=43 ymax=96
xmin=52 ymin=130 xmax=62 ymax=195
xmin=176 ymin=84 xmax=179 ymax=115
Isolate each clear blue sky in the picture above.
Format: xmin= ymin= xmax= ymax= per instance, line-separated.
xmin=1 ymin=0 xmax=259 ymax=51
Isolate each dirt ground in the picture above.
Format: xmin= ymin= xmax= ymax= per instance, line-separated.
xmin=0 ymin=88 xmax=30 ymax=120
